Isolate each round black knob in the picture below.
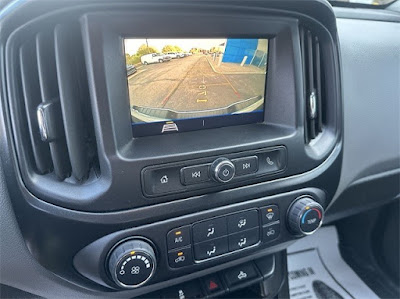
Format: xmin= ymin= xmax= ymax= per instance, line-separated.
xmin=210 ymin=158 xmax=235 ymax=183
xmin=287 ymin=197 xmax=324 ymax=236
xmin=108 ymin=239 xmax=156 ymax=288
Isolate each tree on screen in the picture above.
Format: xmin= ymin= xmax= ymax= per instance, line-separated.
xmin=137 ymin=44 xmax=159 ymax=56
xmin=126 ymin=54 xmax=140 ymax=65
xmin=162 ymin=45 xmax=177 ymax=53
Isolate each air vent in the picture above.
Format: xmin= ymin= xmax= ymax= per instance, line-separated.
xmin=15 ymin=23 xmax=99 ymax=183
xmin=300 ymin=27 xmax=324 ymax=143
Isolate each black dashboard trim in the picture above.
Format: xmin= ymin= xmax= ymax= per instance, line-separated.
xmin=0 ymin=0 xmax=343 ymax=296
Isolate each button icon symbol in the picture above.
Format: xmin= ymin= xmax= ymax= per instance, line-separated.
xmin=192 ymin=171 xmax=201 ymax=178
xmin=161 ymin=121 xmax=179 ymax=133
xmin=160 ymin=175 xmax=168 ymax=184
xmin=243 ymin=163 xmax=251 ymax=169
xmin=266 ymin=229 xmax=275 ymax=237
xmin=175 ymin=251 xmax=186 ymax=264
xmin=266 ymin=212 xmax=274 ymax=220
xmin=207 ymin=246 xmax=216 ymax=256
xmin=207 ymin=227 xmax=215 ymax=237
xmin=175 ymin=236 xmax=183 ymax=243
xmin=178 ymin=289 xmax=185 ymax=299
xmin=237 ymin=271 xmax=248 ymax=280
xmin=209 ymin=280 xmax=219 ymax=290
xmin=238 ymin=218 xmax=247 ymax=228
xmin=222 ymin=169 xmax=230 ymax=177
xmin=238 ymin=238 xmax=247 ymax=247
xmin=307 ymin=218 xmax=317 ymax=224
xmin=175 ymin=256 xmax=186 ymax=263
xmin=266 ymin=157 xmax=274 ymax=165
xmin=131 ymin=266 xmax=140 ymax=275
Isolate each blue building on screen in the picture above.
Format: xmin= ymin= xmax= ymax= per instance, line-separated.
xmin=222 ymin=38 xmax=268 ymax=67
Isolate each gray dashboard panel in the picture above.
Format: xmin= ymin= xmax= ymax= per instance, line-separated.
xmin=334 ymin=7 xmax=400 ymax=22
xmin=331 ymin=17 xmax=400 ymax=207
xmin=0 ymin=158 xmax=106 ymax=298
xmin=0 ymin=3 xmax=398 ymax=298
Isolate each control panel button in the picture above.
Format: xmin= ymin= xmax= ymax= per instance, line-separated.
xmin=227 ymin=210 xmax=259 ymax=234
xmin=300 ymin=208 xmax=323 ymax=233
xmin=262 ymin=223 xmax=280 ymax=243
xmin=233 ymin=156 xmax=258 ymax=176
xmin=167 ymin=226 xmax=191 ymax=250
xmin=260 ymin=205 xmax=280 ymax=225
xmin=202 ymin=274 xmax=225 ymax=296
xmin=142 ymin=167 xmax=184 ymax=195
xmin=163 ymin=280 xmax=204 ymax=299
xmin=258 ymin=148 xmax=287 ymax=174
xmin=142 ymin=147 xmax=287 ymax=197
xmin=210 ymin=158 xmax=235 ymax=183
xmin=181 ymin=164 xmax=210 ymax=185
xmin=222 ymin=262 xmax=259 ymax=288
xmin=228 ymin=227 xmax=260 ymax=251
xmin=287 ymin=197 xmax=324 ymax=235
xmin=108 ymin=239 xmax=156 ymax=288
xmin=168 ymin=246 xmax=193 ymax=268
xmin=192 ymin=217 xmax=227 ymax=243
xmin=193 ymin=236 xmax=228 ymax=260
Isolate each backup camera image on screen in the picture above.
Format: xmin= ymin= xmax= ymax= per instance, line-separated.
xmin=124 ymin=38 xmax=268 ymax=136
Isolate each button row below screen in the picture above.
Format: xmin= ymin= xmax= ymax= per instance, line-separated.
xmin=142 ymin=147 xmax=287 ymax=196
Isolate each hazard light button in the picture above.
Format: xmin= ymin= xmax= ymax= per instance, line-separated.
xmin=202 ymin=274 xmax=225 ymax=296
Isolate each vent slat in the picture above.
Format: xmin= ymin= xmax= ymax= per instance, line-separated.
xmin=314 ymin=37 xmax=323 ymax=133
xmin=300 ymin=28 xmax=309 ymax=143
xmin=301 ymin=27 xmax=324 ymax=143
xmin=54 ymin=24 xmax=89 ymax=181
xmin=307 ymin=31 xmax=315 ymax=94
xmin=13 ymin=23 xmax=99 ymax=185
xmin=36 ymin=31 xmax=71 ymax=180
xmin=306 ymin=31 xmax=316 ymax=140
xmin=19 ymin=43 xmax=53 ymax=174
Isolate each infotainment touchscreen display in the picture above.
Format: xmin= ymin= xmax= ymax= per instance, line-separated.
xmin=124 ymin=38 xmax=268 ymax=137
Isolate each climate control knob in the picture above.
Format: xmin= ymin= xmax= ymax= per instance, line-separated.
xmin=108 ymin=239 xmax=156 ymax=288
xmin=210 ymin=158 xmax=235 ymax=183
xmin=287 ymin=197 xmax=324 ymax=236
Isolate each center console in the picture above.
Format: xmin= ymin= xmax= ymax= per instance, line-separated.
xmin=0 ymin=0 xmax=342 ymax=297
xmin=75 ymin=189 xmax=325 ymax=292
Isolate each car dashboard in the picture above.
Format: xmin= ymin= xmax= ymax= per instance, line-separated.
xmin=0 ymin=0 xmax=398 ymax=298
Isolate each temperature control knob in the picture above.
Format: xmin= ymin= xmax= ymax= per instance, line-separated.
xmin=210 ymin=158 xmax=235 ymax=183
xmin=287 ymin=197 xmax=324 ymax=236
xmin=108 ymin=239 xmax=156 ymax=288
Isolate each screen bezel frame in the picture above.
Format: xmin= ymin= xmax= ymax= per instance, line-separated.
xmin=123 ymin=37 xmax=270 ymax=137
xmin=78 ymin=6 xmax=340 ymax=210
xmin=81 ymin=11 xmax=301 ymax=150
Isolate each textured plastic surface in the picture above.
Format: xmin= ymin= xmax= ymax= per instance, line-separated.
xmin=334 ymin=7 xmax=400 ymax=22
xmin=0 ymin=151 xmax=103 ymax=299
xmin=330 ymin=17 xmax=400 ymax=212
